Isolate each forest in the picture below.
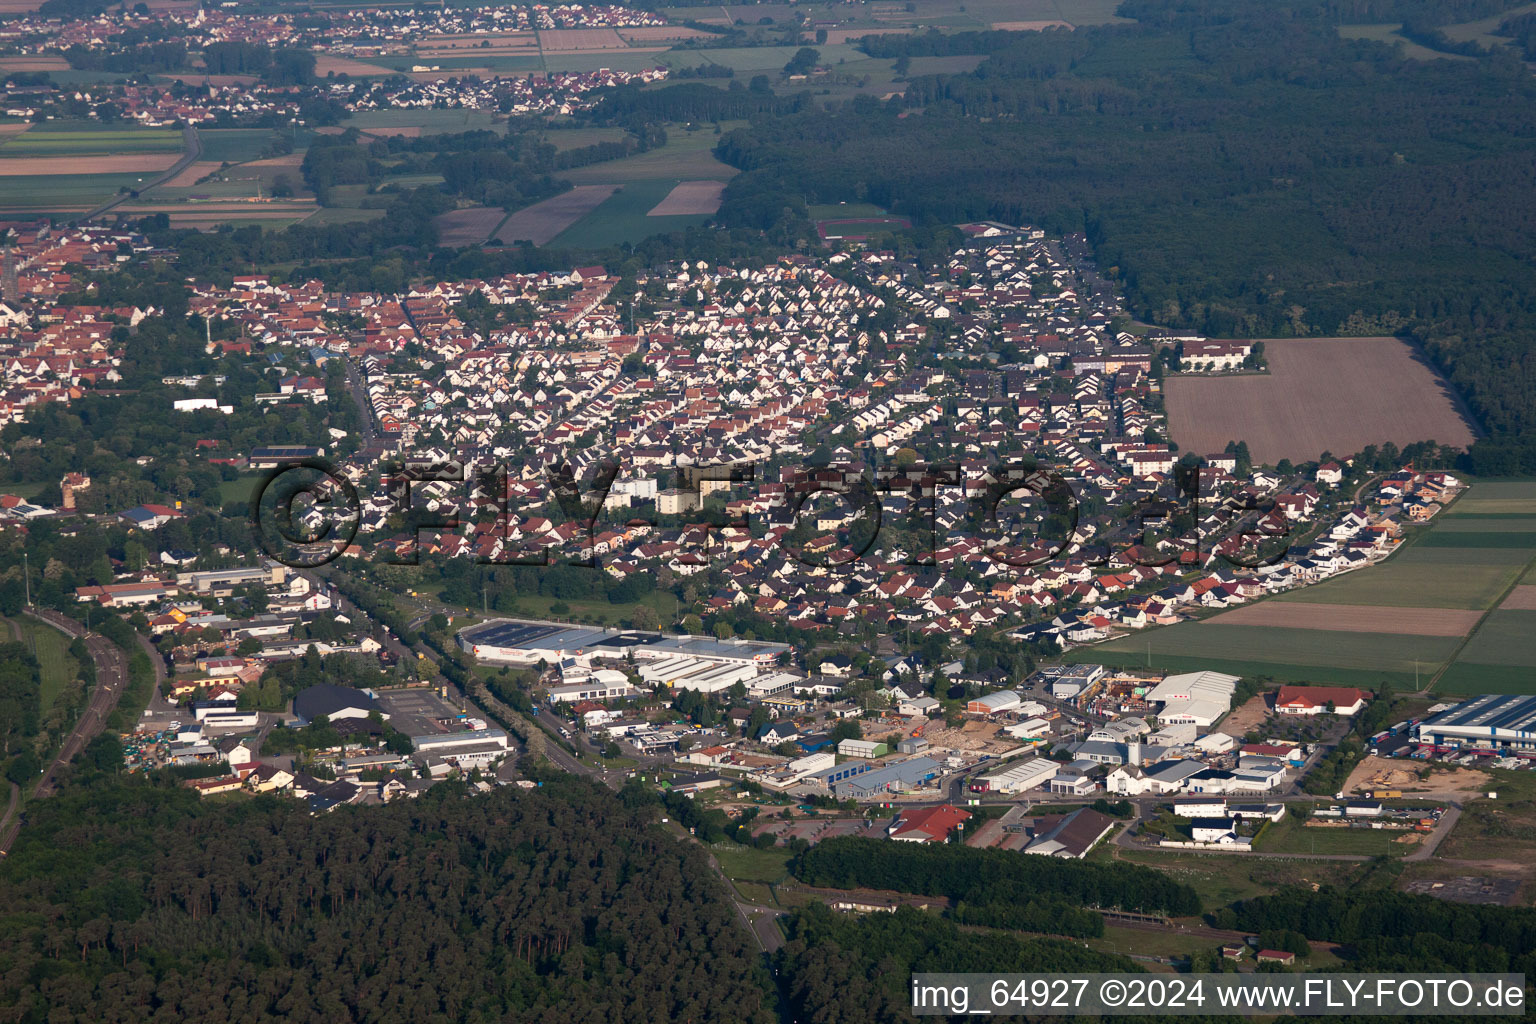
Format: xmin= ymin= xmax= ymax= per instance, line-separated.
xmin=1219 ymin=887 xmax=1536 ymax=973
xmin=792 ymin=835 xmax=1202 ymax=916
xmin=700 ymin=0 xmax=1536 ymax=470
xmin=0 ymin=772 xmax=773 ymax=1023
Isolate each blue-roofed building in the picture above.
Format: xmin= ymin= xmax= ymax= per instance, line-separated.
xmin=830 ymin=756 xmax=943 ymax=799
xmin=1418 ymin=695 xmax=1536 ymax=753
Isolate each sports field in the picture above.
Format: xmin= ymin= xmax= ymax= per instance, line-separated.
xmin=1163 ymin=337 xmax=1478 ymax=465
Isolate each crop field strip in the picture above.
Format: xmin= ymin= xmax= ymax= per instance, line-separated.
xmin=1074 ymin=481 xmax=1533 ymax=691
xmin=1202 ymin=602 xmax=1481 ymax=636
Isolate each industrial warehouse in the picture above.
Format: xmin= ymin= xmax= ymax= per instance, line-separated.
xmin=1417 ymin=694 xmax=1536 ymax=754
xmin=458 ymin=619 xmax=791 ymax=672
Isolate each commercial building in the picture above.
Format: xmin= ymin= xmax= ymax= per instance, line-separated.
xmin=248 ymin=445 xmax=324 ymax=469
xmin=1275 ymin=685 xmax=1368 ymax=716
xmin=1023 ymin=807 xmax=1116 ymax=858
xmin=967 ymin=690 xmax=1022 ymax=715
xmin=838 ymin=738 xmax=888 ymax=759
xmin=970 ymin=757 xmax=1057 ymax=794
xmin=1418 ymin=694 xmax=1536 ymax=753
xmin=293 ymin=684 xmax=382 ymax=725
xmin=1146 ymin=670 xmax=1238 ymax=727
xmin=637 ymin=657 xmax=756 ymax=693
xmin=830 ymin=756 xmax=943 ymax=799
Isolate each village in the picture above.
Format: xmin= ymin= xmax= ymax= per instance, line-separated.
xmin=0 ymin=215 xmax=1510 ymax=896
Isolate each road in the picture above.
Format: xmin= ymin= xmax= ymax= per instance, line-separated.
xmin=0 ymin=609 xmax=130 ymax=856
xmin=342 ymin=356 xmax=386 ymax=462
xmin=25 ymin=609 xmax=129 ymax=800
xmin=78 ymin=125 xmax=202 ymax=224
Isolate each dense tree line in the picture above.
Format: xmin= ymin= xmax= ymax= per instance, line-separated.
xmin=0 ymin=774 xmax=773 ymax=1023
xmin=0 ymin=642 xmax=41 ymax=778
xmin=792 ymin=836 xmax=1201 ymax=916
xmin=1220 ymin=887 xmax=1536 ymax=973
xmin=950 ymin=896 xmax=1104 ymax=938
xmin=63 ymin=41 xmax=188 ymax=74
xmin=774 ymin=904 xmax=1135 ymax=1024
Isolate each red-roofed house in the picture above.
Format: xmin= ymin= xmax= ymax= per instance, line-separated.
xmin=1275 ymin=686 xmax=1368 ymax=717
xmin=888 ymin=804 xmax=971 ymax=844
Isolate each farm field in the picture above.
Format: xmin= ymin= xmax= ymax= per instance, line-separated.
xmin=493 ymin=184 xmax=619 ymax=245
xmin=1203 ymin=602 xmax=1481 ymax=637
xmin=1442 ymin=480 xmax=1536 ymax=515
xmin=1076 ymin=483 xmax=1535 ymax=691
xmin=312 ymin=54 xmax=397 ymax=77
xmin=549 ymin=178 xmax=712 ymax=248
xmin=562 ymin=130 xmax=737 ymax=184
xmin=197 ymin=128 xmax=281 ymax=164
xmin=1163 ymin=337 xmax=1478 ymax=465
xmin=538 ymin=27 xmax=626 ymax=50
xmin=1071 ymin=622 xmax=1460 ymax=689
xmin=1337 ymin=23 xmax=1476 ymax=61
xmin=1502 ymin=586 xmax=1536 ymax=611
xmin=0 ymin=154 xmax=176 ymax=176
xmin=646 ymin=179 xmax=725 ymax=216
xmin=0 ymin=124 xmax=181 ymax=155
xmin=0 ymin=172 xmax=150 ymax=213
xmin=1452 ymin=610 xmax=1536 ymax=666
xmin=303 ymin=206 xmax=387 ymax=227
xmin=539 ymin=50 xmax=669 ymax=73
xmin=1272 ymin=546 xmax=1528 ymax=610
xmin=434 ymin=205 xmax=511 ymax=247
xmin=386 ymin=54 xmax=544 ymax=73
xmin=342 ymin=109 xmax=501 ymax=135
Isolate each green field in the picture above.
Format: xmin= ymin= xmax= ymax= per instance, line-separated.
xmin=1072 ymin=623 xmax=1459 ymax=688
xmin=1453 ymin=610 xmax=1536 ymax=667
xmin=198 ymin=128 xmax=282 ymax=164
xmin=1434 ymin=662 xmax=1536 ymax=695
xmin=343 ymin=109 xmax=501 ymax=135
xmin=384 ymin=54 xmax=543 ymax=72
xmin=563 ymin=128 xmax=737 ymax=184
xmin=0 ymin=125 xmax=182 ymax=155
xmin=1272 ymin=546 xmax=1527 ymax=610
xmin=1253 ymin=814 xmax=1413 ymax=858
xmin=712 ymin=844 xmax=792 ymax=885
xmin=548 ymin=177 xmax=714 ymax=247
xmin=303 ymin=207 xmax=387 ymax=226
xmin=1337 ymin=23 xmax=1476 ymax=61
xmin=7 ymin=617 xmax=83 ymax=719
xmin=1443 ymin=480 xmax=1536 ymax=515
xmin=0 ymin=172 xmax=153 ymax=211
xmin=1438 ymin=1 xmax=1536 ymax=50
xmin=542 ymin=126 xmax=631 ymax=151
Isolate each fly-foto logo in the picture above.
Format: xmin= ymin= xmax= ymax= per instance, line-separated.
xmin=248 ymin=452 xmax=1291 ymax=572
